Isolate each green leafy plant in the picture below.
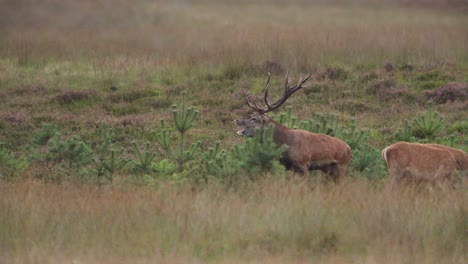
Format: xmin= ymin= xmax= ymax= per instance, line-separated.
xmin=412 ymin=104 xmax=445 ymax=140
xmin=304 ymin=113 xmax=340 ymax=136
xmin=275 ymin=106 xmax=299 ymax=129
xmin=340 ymin=120 xmax=367 ymax=150
xmin=48 ymin=136 xmax=93 ymax=178
xmin=275 ymin=111 xmax=341 ymax=136
xmin=152 ymin=159 xmax=176 ymax=176
xmin=350 ymin=144 xmax=383 ymax=178
xmin=394 ymin=104 xmax=446 ymax=142
xmin=156 ymin=92 xmax=201 ymax=173
xmin=197 ymin=141 xmax=239 ymax=185
xmin=394 ymin=119 xmax=415 ymax=142
xmin=31 ymin=129 xmax=62 ymax=176
xmin=435 ymin=134 xmax=457 ymax=147
xmin=92 ymin=123 xmax=130 ymax=184
xmin=156 ymin=119 xmax=173 ymax=152
xmin=32 ymin=124 xmax=59 ymax=146
xmin=0 ymin=142 xmax=27 ymax=181
xmin=232 ymin=125 xmax=287 ymax=179
xmin=32 ymin=126 xmax=93 ymax=181
xmin=131 ymin=141 xmax=158 ymax=174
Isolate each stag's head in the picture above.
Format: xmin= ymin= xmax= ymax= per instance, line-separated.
xmin=235 ymin=73 xmax=311 ymax=137
xmin=235 ymin=115 xmax=267 ymax=137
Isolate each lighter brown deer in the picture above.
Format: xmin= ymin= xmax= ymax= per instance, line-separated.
xmin=382 ymin=142 xmax=467 ymax=186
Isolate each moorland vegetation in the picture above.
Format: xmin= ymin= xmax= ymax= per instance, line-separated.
xmin=0 ymin=0 xmax=466 ymax=263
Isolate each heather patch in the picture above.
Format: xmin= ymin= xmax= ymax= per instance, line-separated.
xmin=1 ymin=111 xmax=29 ymax=123
xmin=425 ymin=82 xmax=468 ymax=104
xmin=55 ymin=88 xmax=96 ymax=104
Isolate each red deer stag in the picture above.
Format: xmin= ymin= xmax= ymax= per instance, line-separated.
xmin=382 ymin=142 xmax=467 ymax=187
xmin=235 ymin=73 xmax=351 ymax=182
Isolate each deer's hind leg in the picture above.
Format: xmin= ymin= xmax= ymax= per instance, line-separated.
xmin=321 ymin=163 xmax=343 ymax=183
xmin=431 ymin=161 xmax=455 ymax=191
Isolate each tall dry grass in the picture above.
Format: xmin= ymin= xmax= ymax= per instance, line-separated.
xmin=1 ymin=179 xmax=466 ymax=263
xmin=1 ymin=0 xmax=466 ymax=69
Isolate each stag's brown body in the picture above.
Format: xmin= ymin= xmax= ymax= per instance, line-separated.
xmin=271 ymin=117 xmax=351 ymax=181
xmin=235 ymin=73 xmax=351 ymax=182
xmin=382 ymin=142 xmax=466 ymax=185
xmin=237 ymin=115 xmax=351 ymax=181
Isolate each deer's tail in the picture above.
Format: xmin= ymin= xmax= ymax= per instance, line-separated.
xmin=381 ymin=146 xmax=389 ymax=164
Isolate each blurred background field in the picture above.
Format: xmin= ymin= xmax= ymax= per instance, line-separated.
xmin=1 ymin=0 xmax=467 ymax=66
xmin=0 ymin=0 xmax=467 ymax=263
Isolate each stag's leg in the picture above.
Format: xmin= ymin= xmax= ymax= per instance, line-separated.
xmin=337 ymin=161 xmax=350 ymax=182
xmin=327 ymin=162 xmax=349 ymax=183
xmin=329 ymin=164 xmax=345 ymax=183
xmin=319 ymin=164 xmax=340 ymax=183
xmin=280 ymin=157 xmax=293 ymax=171
xmin=292 ymin=163 xmax=309 ymax=177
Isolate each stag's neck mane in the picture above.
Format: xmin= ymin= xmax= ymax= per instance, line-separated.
xmin=262 ymin=115 xmax=292 ymax=145
xmin=260 ymin=115 xmax=282 ymax=127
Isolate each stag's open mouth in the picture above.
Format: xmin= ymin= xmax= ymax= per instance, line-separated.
xmin=237 ymin=129 xmax=245 ymax=135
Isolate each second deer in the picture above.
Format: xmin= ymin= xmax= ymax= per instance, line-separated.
xmin=382 ymin=142 xmax=468 ymax=187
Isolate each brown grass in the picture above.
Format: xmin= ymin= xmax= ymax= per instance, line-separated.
xmin=0 ymin=178 xmax=466 ymax=263
xmin=1 ymin=0 xmax=466 ymax=68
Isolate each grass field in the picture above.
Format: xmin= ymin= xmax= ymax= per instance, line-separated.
xmin=0 ymin=0 xmax=467 ymax=263
xmin=1 ymin=179 xmax=466 ymax=263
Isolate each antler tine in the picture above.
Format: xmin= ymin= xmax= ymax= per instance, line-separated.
xmin=268 ymin=73 xmax=311 ymax=110
xmin=283 ymin=72 xmax=290 ymax=93
xmin=254 ymin=101 xmax=267 ymax=114
xmin=246 ymin=72 xmax=311 ymax=115
xmin=246 ymin=96 xmax=255 ymax=108
xmin=247 ymin=95 xmax=263 ymax=112
xmin=272 ymin=72 xmax=290 ymax=108
xmin=263 ymin=72 xmax=272 ymax=109
xmin=297 ymin=74 xmax=312 ymax=88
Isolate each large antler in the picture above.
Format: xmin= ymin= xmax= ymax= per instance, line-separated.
xmin=247 ymin=72 xmax=312 ymax=115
